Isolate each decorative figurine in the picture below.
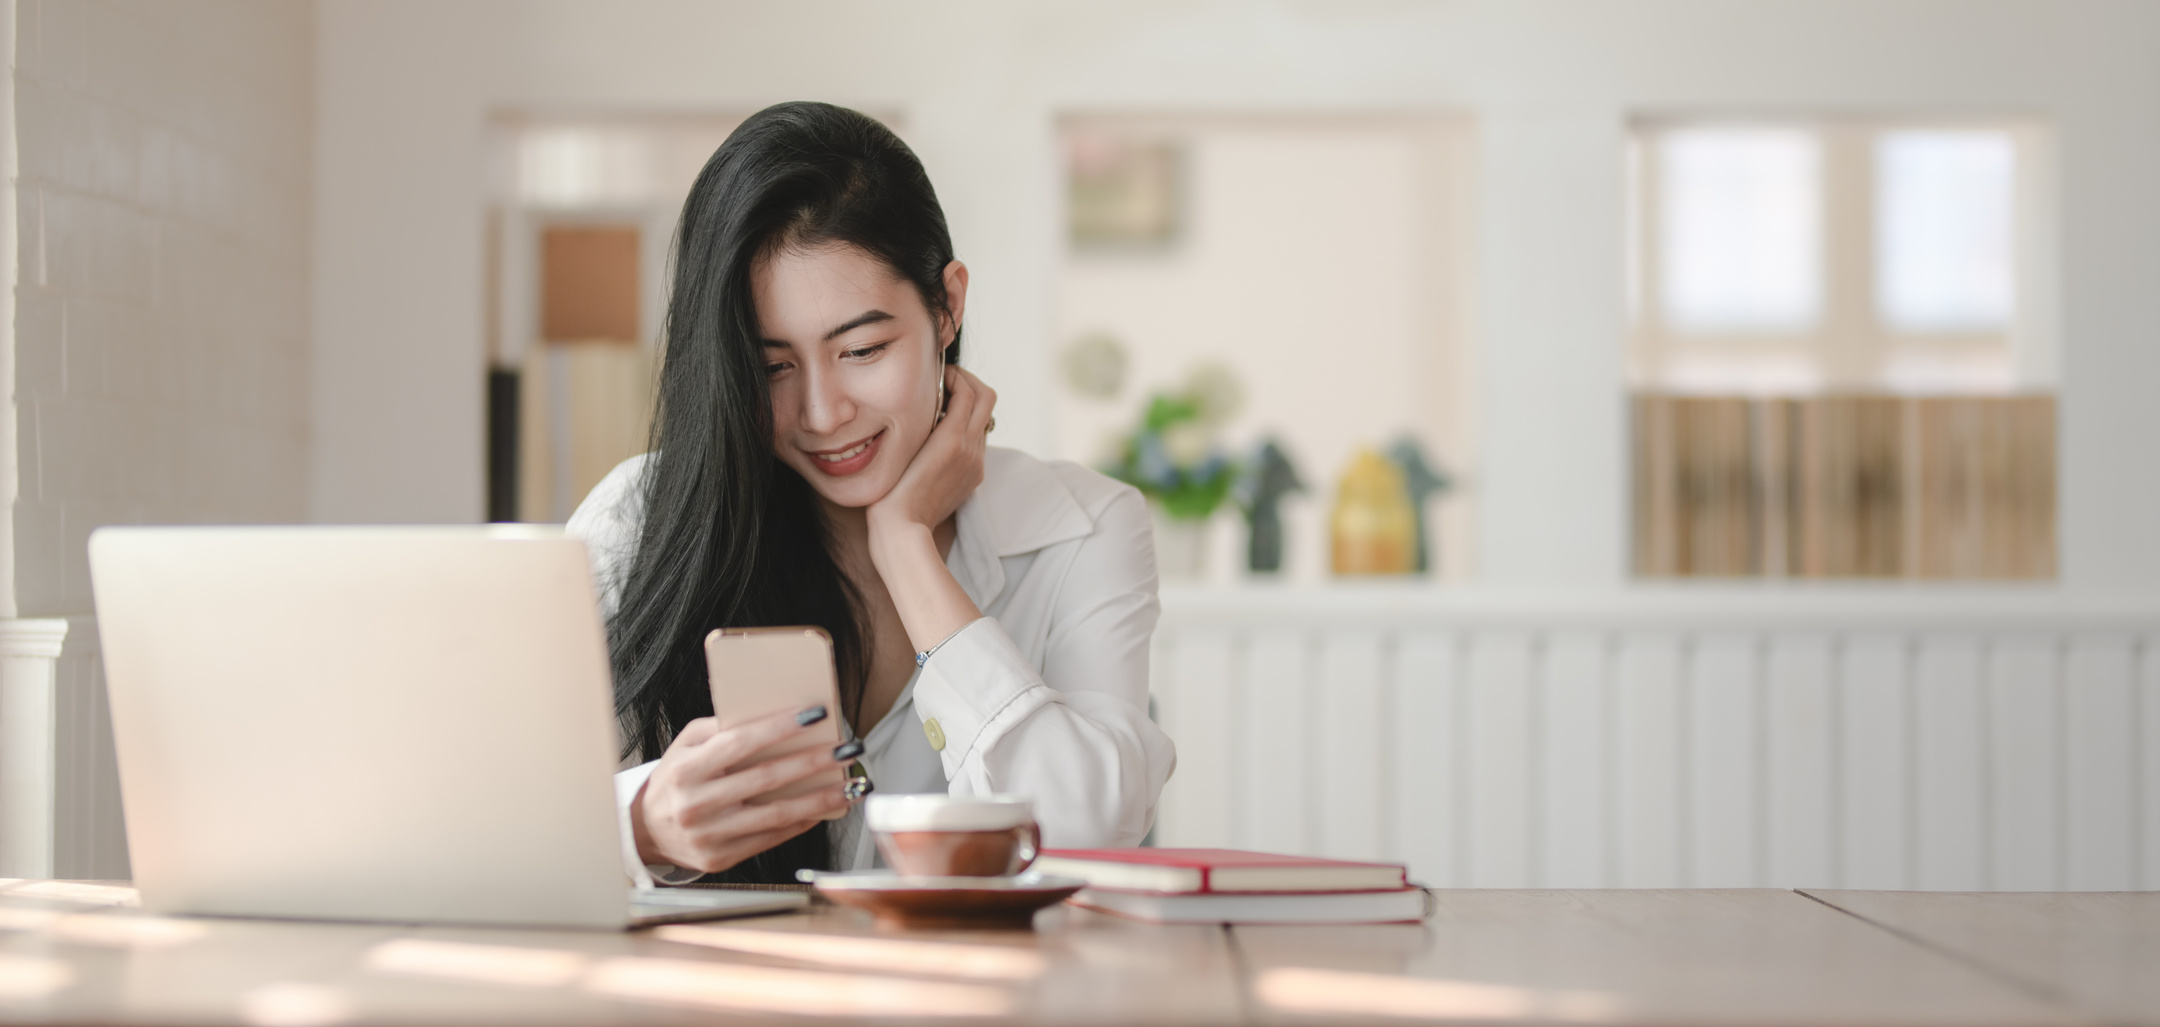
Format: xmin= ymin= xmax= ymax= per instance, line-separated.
xmin=1237 ymin=439 xmax=1305 ymax=574
xmin=1331 ymin=448 xmax=1416 ymax=576
xmin=1384 ymin=436 xmax=1453 ymax=574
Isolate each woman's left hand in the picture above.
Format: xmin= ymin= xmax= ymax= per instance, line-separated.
xmin=867 ymin=363 xmax=997 ymax=537
xmin=864 ymin=363 xmax=995 ymax=652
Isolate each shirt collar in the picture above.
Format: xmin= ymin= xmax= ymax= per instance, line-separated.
xmin=946 ymin=447 xmax=1096 ymax=607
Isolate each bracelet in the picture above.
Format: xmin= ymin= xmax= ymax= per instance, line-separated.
xmin=914 ymin=623 xmax=971 ymax=668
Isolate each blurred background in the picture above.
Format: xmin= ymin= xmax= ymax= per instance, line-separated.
xmin=4 ymin=1 xmax=2158 ymax=893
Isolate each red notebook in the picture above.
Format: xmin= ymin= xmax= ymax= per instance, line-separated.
xmin=1033 ymin=848 xmax=1407 ymax=894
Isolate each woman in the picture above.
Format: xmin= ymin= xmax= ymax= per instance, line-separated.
xmin=567 ymin=102 xmax=1175 ymax=886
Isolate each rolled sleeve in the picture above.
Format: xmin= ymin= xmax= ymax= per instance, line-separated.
xmin=614 ymin=761 xmax=704 ymax=888
xmin=912 ymin=618 xmax=1056 ymax=779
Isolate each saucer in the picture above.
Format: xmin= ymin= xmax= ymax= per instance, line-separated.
xmin=797 ymin=870 xmax=1087 ymax=929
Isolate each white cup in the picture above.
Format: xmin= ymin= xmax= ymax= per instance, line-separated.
xmin=865 ymin=794 xmax=1039 ymax=877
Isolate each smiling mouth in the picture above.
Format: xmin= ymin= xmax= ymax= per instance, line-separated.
xmin=804 ymin=430 xmax=883 ymax=476
xmin=816 ymin=437 xmax=876 ymax=463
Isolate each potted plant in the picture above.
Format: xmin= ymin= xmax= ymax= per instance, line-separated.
xmin=1101 ymin=364 xmax=1243 ymax=579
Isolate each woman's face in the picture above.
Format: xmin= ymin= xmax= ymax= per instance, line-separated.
xmin=753 ymin=242 xmax=962 ymax=510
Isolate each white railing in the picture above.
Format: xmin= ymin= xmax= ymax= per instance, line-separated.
xmin=1151 ymin=584 xmax=2160 ymax=891
xmin=0 ymin=616 xmax=127 ymax=880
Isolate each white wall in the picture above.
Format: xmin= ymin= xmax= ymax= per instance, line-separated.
xmin=10 ymin=0 xmax=313 ymax=614
xmin=311 ymin=0 xmax=2160 ymax=596
xmin=3 ymin=0 xmax=314 ymax=878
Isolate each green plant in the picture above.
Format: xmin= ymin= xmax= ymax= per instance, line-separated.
xmin=1101 ymin=365 xmax=1243 ymax=521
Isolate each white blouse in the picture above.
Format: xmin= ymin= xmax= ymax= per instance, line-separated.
xmin=565 ymin=446 xmax=1176 ymax=885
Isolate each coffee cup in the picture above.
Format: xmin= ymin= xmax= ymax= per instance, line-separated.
xmin=866 ymin=794 xmax=1039 ymax=877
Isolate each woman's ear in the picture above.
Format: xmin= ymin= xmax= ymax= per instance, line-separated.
xmin=940 ymin=260 xmax=970 ymax=344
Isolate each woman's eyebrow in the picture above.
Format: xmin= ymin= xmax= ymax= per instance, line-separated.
xmin=823 ymin=310 xmax=894 ymax=340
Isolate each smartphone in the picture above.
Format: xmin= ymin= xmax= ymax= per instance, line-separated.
xmin=704 ymin=626 xmax=848 ymax=814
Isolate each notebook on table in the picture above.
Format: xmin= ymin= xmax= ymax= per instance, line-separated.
xmin=1035 ymin=848 xmax=1427 ymax=924
xmin=1035 ymin=848 xmax=1408 ymax=893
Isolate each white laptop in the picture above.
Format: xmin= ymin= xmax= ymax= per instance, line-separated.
xmin=88 ymin=525 xmax=804 ymax=929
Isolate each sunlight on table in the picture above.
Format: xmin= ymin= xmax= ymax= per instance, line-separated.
xmin=0 ymin=907 xmax=206 ymax=948
xmin=654 ymin=925 xmax=1047 ymax=981
xmin=583 ymin=956 xmax=1015 ymax=1018
xmin=1 ymin=882 xmax=140 ymax=906
xmin=365 ymin=938 xmax=589 ymax=988
xmin=238 ymin=982 xmax=356 ymax=1027
xmin=1257 ymin=967 xmax=1625 ymax=1022
xmin=0 ymin=955 xmax=73 ymax=1001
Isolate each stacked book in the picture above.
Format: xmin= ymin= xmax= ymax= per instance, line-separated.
xmin=1035 ymin=848 xmax=1429 ymax=925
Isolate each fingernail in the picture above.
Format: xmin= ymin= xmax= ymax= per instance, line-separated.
xmin=844 ymin=778 xmax=875 ymax=800
xmin=796 ymin=706 xmax=828 ymax=727
xmin=832 ymin=740 xmax=865 ymax=761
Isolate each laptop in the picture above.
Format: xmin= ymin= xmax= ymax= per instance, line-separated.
xmin=88 ymin=525 xmax=805 ymax=929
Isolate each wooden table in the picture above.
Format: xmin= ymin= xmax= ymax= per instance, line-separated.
xmin=1805 ymin=890 xmax=2160 ymax=1027
xmin=0 ymin=881 xmax=2148 ymax=1025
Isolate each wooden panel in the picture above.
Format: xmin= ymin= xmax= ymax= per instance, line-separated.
xmin=540 ymin=224 xmax=639 ymax=342
xmin=1389 ymin=632 xmax=1461 ymax=887
xmin=1790 ymin=396 xmax=1907 ymax=578
xmin=1539 ymin=631 xmax=1609 ymax=888
xmin=2064 ymin=636 xmax=2136 ymax=890
xmin=1840 ymin=634 xmax=1910 ymax=889
xmin=1913 ymin=396 xmax=2057 ymax=579
xmin=1315 ymin=630 xmax=1387 ymax=861
xmin=1661 ymin=397 xmax=1760 ymax=576
xmin=1152 ymin=630 xmax=1235 ymax=848
xmin=1237 ymin=631 xmax=1312 ymax=855
xmin=1763 ymin=633 xmax=1833 ymax=887
xmin=1614 ymin=634 xmax=1684 ymax=887
xmin=1987 ymin=636 xmax=2059 ymax=890
xmin=1689 ymin=633 xmax=1760 ymax=887
xmin=1239 ymin=890 xmax=2076 ymax=1025
xmin=1913 ymin=634 xmax=1986 ymax=890
xmin=1805 ymin=890 xmax=2160 ymax=1026
xmin=1466 ymin=632 xmax=1535 ymax=887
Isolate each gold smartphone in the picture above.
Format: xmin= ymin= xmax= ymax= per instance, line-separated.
xmin=703 ymin=626 xmax=850 ymax=817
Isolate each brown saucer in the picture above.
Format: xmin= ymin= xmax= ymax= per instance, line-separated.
xmin=803 ymin=872 xmax=1086 ymax=929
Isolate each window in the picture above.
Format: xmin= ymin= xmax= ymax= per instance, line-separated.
xmin=1628 ymin=120 xmax=2055 ymax=579
xmin=1657 ymin=127 xmax=1823 ymax=334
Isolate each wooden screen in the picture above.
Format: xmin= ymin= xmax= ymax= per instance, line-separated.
xmin=1634 ymin=394 xmax=2055 ymax=579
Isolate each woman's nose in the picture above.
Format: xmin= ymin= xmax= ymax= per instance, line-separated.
xmin=798 ymin=365 xmax=854 ymax=437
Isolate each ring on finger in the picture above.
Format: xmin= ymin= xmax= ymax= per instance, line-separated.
xmin=986 ymin=417 xmax=996 ymax=434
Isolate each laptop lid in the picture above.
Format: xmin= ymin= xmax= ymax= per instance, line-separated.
xmin=90 ymin=526 xmax=631 ymax=928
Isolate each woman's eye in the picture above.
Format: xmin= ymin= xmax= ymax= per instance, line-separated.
xmin=765 ymin=362 xmax=791 ymax=376
xmin=842 ymin=342 xmax=893 ymax=361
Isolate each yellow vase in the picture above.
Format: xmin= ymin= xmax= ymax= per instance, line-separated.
xmin=1331 ymin=449 xmax=1416 ymax=576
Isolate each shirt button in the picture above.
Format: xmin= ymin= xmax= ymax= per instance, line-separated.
xmin=923 ymin=717 xmax=946 ymax=751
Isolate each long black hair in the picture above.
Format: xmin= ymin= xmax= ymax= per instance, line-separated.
xmin=609 ymin=102 xmax=962 ymax=882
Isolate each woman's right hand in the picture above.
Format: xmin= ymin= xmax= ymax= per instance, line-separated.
xmin=630 ymin=706 xmax=863 ymax=874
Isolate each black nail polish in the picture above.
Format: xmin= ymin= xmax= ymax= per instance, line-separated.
xmin=844 ymin=778 xmax=875 ymax=800
xmin=796 ymin=706 xmax=828 ymax=727
xmin=832 ymin=740 xmax=865 ymax=761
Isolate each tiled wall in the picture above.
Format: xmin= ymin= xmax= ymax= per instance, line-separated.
xmin=12 ymin=0 xmax=313 ymax=615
